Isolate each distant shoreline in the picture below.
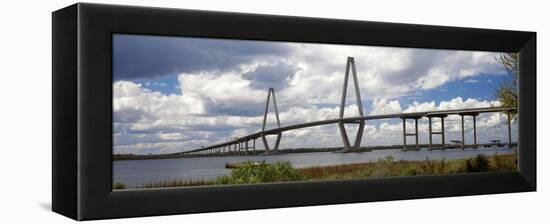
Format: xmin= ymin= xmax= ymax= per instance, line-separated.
xmin=112 ymin=143 xmax=514 ymax=161
xmin=113 ymin=145 xmax=428 ymax=161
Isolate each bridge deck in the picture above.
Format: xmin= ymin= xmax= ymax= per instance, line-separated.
xmin=186 ymin=107 xmax=515 ymax=153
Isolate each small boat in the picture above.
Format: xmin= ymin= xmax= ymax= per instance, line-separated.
xmin=225 ymin=161 xmax=262 ymax=169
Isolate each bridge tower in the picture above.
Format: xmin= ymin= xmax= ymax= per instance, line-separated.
xmin=261 ymin=88 xmax=282 ymax=153
xmin=338 ymin=57 xmax=366 ymax=151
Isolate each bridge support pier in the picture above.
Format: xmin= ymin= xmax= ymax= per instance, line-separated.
xmin=401 ymin=115 xmax=423 ymax=151
xmin=338 ymin=120 xmax=365 ymax=151
xmin=245 ymin=140 xmax=249 ymax=155
xmin=506 ymin=113 xmax=512 ymax=148
xmin=239 ymin=142 xmax=244 ymax=155
xmin=461 ymin=116 xmax=464 ymax=148
xmin=474 ymin=116 xmax=477 ymax=146
xmin=261 ymin=133 xmax=282 ymax=153
xmin=427 ymin=114 xmax=447 ymax=150
xmin=459 ymin=112 xmax=479 ymax=149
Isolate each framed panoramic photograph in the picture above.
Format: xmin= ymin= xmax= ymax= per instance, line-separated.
xmin=53 ymin=3 xmax=536 ymax=221
xmin=112 ymin=34 xmax=520 ymax=189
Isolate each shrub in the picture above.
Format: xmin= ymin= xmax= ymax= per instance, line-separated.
xmin=465 ymin=154 xmax=490 ymax=172
xmin=419 ymin=157 xmax=438 ymax=174
xmin=113 ymin=182 xmax=126 ymax=189
xmin=402 ymin=166 xmax=420 ymax=176
xmin=217 ymin=161 xmax=302 ymax=185
xmin=369 ymin=156 xmax=396 ymax=177
xmin=492 ymin=153 xmax=502 ymax=169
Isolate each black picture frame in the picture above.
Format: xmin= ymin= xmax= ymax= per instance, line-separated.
xmin=52 ymin=3 xmax=536 ymax=221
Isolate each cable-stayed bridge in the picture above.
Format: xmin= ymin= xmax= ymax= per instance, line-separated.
xmin=184 ymin=57 xmax=516 ymax=156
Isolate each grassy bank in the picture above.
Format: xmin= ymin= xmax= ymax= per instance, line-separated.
xmin=114 ymin=153 xmax=517 ymax=189
xmin=298 ymin=154 xmax=516 ymax=180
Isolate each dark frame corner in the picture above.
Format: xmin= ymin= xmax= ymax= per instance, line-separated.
xmin=53 ymin=3 xmax=537 ymax=221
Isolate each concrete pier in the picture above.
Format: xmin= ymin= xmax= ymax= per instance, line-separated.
xmin=426 ymin=114 xmax=447 ymax=150
xmin=458 ymin=112 xmax=479 ymax=149
xmin=507 ymin=113 xmax=512 ymax=148
xmin=401 ymin=114 xmax=423 ymax=151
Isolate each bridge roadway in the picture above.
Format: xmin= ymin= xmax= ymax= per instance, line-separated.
xmin=185 ymin=106 xmax=516 ymax=154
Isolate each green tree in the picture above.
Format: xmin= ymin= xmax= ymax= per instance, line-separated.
xmin=495 ymin=53 xmax=518 ymax=120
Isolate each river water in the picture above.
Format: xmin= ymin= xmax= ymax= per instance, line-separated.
xmin=113 ymin=147 xmax=516 ymax=188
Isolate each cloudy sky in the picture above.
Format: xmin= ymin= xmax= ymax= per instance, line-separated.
xmin=113 ymin=34 xmax=517 ymax=155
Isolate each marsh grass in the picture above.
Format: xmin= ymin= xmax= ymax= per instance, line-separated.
xmin=298 ymin=154 xmax=517 ymax=180
xmin=121 ymin=153 xmax=517 ymax=189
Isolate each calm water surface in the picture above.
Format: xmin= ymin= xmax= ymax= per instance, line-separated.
xmin=113 ymin=147 xmax=516 ymax=188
